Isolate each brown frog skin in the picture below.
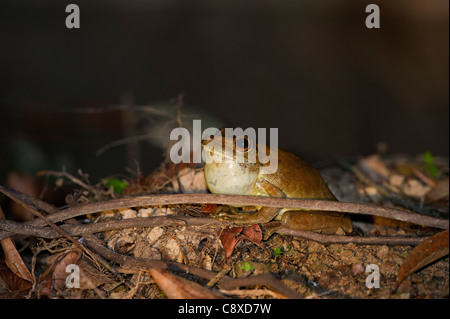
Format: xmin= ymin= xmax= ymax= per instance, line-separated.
xmin=202 ymin=130 xmax=352 ymax=234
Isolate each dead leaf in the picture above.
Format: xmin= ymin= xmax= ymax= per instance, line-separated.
xmin=109 ymin=233 xmax=136 ymax=254
xmin=0 ymin=207 xmax=33 ymax=282
xmin=219 ymin=227 xmax=243 ymax=258
xmin=242 ymin=224 xmax=263 ymax=243
xmin=397 ymin=230 xmax=449 ymax=286
xmin=52 ymin=251 xmax=82 ymax=291
xmin=149 ymin=267 xmax=224 ymax=299
xmin=219 ymin=225 xmax=262 ymax=258
xmin=402 ymin=179 xmax=432 ymax=198
xmin=37 ymin=250 xmax=81 ymax=295
xmin=425 ymin=178 xmax=449 ymax=203
xmin=358 ymin=155 xmax=391 ymax=183
xmin=389 ymin=174 xmax=405 ymax=188
xmin=77 ymin=257 xmax=115 ymax=289
xmin=199 ymin=204 xmax=217 ymax=214
xmin=176 ymin=168 xmax=208 ymax=193
xmin=0 ymin=260 xmax=33 ymax=292
xmin=0 ymin=238 xmax=33 ymax=283
xmin=132 ymin=238 xmax=162 ymax=260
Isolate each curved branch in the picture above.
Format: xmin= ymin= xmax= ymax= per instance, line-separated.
xmin=0 ymin=186 xmax=446 ymax=228
xmin=0 ymin=185 xmax=448 ymax=243
xmin=275 ymin=228 xmax=426 ymax=246
xmin=0 ymin=216 xmax=223 ymax=239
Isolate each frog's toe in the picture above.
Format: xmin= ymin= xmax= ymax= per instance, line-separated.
xmin=211 ymin=211 xmax=236 ymax=221
xmin=212 ymin=211 xmax=258 ymax=225
xmin=214 ymin=215 xmax=233 ymax=222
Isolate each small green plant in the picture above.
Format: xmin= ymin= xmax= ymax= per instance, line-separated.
xmin=273 ymin=247 xmax=283 ymax=262
xmin=423 ymin=150 xmax=440 ymax=177
xmin=104 ymin=177 xmax=129 ymax=194
xmin=240 ymin=261 xmax=256 ymax=272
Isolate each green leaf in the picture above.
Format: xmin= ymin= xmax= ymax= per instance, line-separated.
xmin=423 ymin=150 xmax=434 ymax=165
xmin=423 ymin=151 xmax=440 ymax=177
xmin=273 ymin=247 xmax=283 ymax=261
xmin=104 ymin=177 xmax=128 ymax=194
xmin=240 ymin=261 xmax=255 ymax=272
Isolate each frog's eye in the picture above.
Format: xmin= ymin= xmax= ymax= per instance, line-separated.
xmin=236 ymin=136 xmax=252 ymax=152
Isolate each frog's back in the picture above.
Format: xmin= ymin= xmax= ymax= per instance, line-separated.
xmin=262 ymin=148 xmax=336 ymax=200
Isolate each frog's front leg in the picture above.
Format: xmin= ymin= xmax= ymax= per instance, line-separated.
xmin=213 ymin=178 xmax=285 ymax=225
xmin=214 ymin=206 xmax=282 ymax=225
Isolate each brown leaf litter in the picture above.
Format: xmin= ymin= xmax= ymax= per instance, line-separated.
xmin=0 ymin=153 xmax=448 ymax=299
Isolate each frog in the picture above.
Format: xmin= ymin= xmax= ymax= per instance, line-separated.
xmin=201 ymin=129 xmax=352 ymax=234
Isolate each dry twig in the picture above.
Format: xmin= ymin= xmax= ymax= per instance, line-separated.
xmin=0 ymin=185 xmax=447 ymax=247
xmin=1 ymin=187 xmax=446 ymax=234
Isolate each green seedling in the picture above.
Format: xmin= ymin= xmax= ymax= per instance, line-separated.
xmin=273 ymin=247 xmax=283 ymax=262
xmin=423 ymin=151 xmax=440 ymax=178
xmin=104 ymin=177 xmax=129 ymax=194
xmin=240 ymin=261 xmax=256 ymax=272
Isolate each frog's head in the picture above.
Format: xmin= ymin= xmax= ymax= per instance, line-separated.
xmin=201 ymin=128 xmax=259 ymax=166
xmin=201 ymin=128 xmax=261 ymax=195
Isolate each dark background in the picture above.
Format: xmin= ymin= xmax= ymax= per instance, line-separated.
xmin=0 ymin=0 xmax=448 ymax=182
